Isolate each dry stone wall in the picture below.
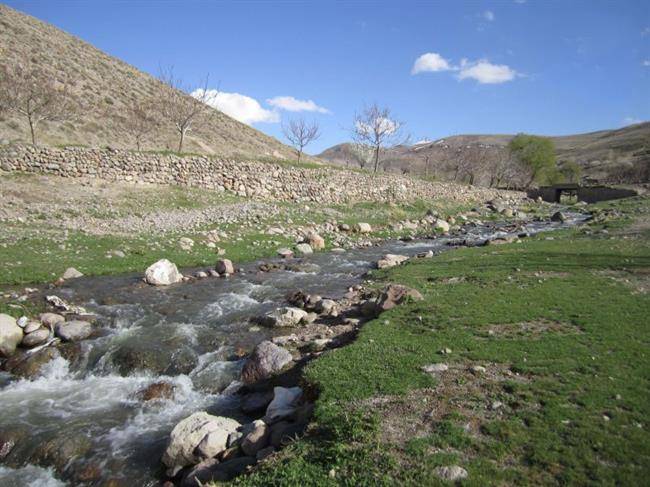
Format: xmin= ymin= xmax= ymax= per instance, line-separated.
xmin=0 ymin=144 xmax=522 ymax=204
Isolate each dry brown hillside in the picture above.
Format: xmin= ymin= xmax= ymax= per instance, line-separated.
xmin=319 ymin=123 xmax=650 ymax=184
xmin=0 ymin=4 xmax=295 ymax=158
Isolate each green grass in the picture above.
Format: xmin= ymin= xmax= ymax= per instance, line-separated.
xmin=234 ymin=197 xmax=650 ymax=486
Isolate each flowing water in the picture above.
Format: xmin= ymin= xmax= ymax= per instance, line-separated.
xmin=0 ymin=215 xmax=584 ymax=486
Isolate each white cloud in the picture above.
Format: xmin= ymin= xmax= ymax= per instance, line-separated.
xmin=623 ymin=117 xmax=644 ymax=126
xmin=193 ymin=89 xmax=279 ymax=124
xmin=411 ymin=52 xmax=453 ymax=74
xmin=267 ymin=96 xmax=330 ymax=114
xmin=643 ymin=60 xmax=650 ymax=67
xmin=483 ymin=10 xmax=495 ymax=21
xmin=458 ymin=59 xmax=518 ymax=84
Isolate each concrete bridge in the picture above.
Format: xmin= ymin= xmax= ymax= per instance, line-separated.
xmin=528 ymin=184 xmax=639 ymax=203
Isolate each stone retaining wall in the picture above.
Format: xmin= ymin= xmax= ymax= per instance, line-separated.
xmin=0 ymin=144 xmax=521 ymax=204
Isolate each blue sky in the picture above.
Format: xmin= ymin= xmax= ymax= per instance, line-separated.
xmin=6 ymin=0 xmax=650 ymax=153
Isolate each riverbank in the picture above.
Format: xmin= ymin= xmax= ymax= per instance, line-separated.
xmin=0 ymin=197 xmax=573 ymax=486
xmin=232 ymin=196 xmax=650 ymax=486
xmin=0 ymin=172 xmax=527 ymax=302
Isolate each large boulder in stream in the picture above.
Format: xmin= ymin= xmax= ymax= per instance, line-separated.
xmin=162 ymin=412 xmax=240 ymax=474
xmin=55 ymin=320 xmax=92 ymax=342
xmin=256 ymin=307 xmax=308 ymax=328
xmin=144 ymin=259 xmax=183 ymax=286
xmin=0 ymin=314 xmax=23 ymax=357
xmin=241 ymin=341 xmax=292 ymax=384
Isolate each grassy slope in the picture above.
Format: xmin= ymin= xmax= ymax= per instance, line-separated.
xmin=234 ymin=197 xmax=650 ymax=486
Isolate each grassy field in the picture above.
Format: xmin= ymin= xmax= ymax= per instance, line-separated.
xmin=0 ymin=173 xmax=483 ymax=289
xmin=234 ymin=197 xmax=650 ymax=486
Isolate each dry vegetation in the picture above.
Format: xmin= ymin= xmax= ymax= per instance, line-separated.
xmin=0 ymin=4 xmax=295 ymax=158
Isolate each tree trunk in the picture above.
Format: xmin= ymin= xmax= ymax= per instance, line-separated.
xmin=28 ymin=119 xmax=36 ymax=145
xmin=373 ymin=145 xmax=380 ymax=173
xmin=177 ymin=130 xmax=185 ymax=154
xmin=297 ymin=149 xmax=302 ymax=162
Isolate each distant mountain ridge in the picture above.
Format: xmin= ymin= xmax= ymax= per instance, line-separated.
xmin=0 ymin=4 xmax=295 ymax=158
xmin=319 ymin=123 xmax=650 ymax=184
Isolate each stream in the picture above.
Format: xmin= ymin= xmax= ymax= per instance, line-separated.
xmin=0 ymin=213 xmax=584 ymax=486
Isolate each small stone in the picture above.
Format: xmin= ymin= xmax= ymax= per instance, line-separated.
xmin=435 ymin=465 xmax=468 ymax=481
xmin=23 ymin=321 xmax=42 ymax=334
xmin=470 ymin=365 xmax=486 ymax=374
xmin=277 ymin=248 xmax=294 ymax=258
xmin=439 ymin=347 xmax=452 ymax=355
xmin=354 ymin=222 xmax=372 ymax=233
xmin=62 ymin=267 xmax=84 ymax=279
xmin=421 ymin=363 xmax=448 ymax=374
xmin=21 ymin=328 xmax=50 ymax=347
xmin=179 ymin=237 xmax=194 ymax=251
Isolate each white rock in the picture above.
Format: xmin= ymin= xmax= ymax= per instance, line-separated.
xmin=422 ymin=363 xmax=449 ymax=374
xmin=62 ymin=267 xmax=83 ymax=279
xmin=264 ymin=307 xmax=308 ymax=327
xmin=355 ymin=222 xmax=372 ymax=233
xmin=433 ymin=219 xmax=450 ymax=232
xmin=144 ymin=259 xmax=183 ymax=286
xmin=435 ymin=465 xmax=468 ymax=481
xmin=264 ymin=386 xmax=303 ymax=423
xmin=163 ymin=412 xmax=240 ymax=472
xmin=179 ymin=237 xmax=194 ymax=251
xmin=0 ymin=314 xmax=23 ymax=357
xmin=376 ymin=254 xmax=409 ymax=269
xmin=295 ymin=243 xmax=313 ymax=255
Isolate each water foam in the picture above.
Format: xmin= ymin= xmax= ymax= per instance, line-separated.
xmin=0 ymin=465 xmax=66 ymax=487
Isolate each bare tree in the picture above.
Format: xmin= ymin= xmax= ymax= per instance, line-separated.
xmin=0 ymin=65 xmax=78 ymax=145
xmin=125 ymin=101 xmax=156 ymax=151
xmin=352 ymin=103 xmax=408 ymax=173
xmin=282 ymin=118 xmax=320 ymax=162
xmin=157 ymin=66 xmax=214 ymax=153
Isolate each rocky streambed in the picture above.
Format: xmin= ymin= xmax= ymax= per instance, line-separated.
xmin=0 ymin=210 xmax=586 ymax=486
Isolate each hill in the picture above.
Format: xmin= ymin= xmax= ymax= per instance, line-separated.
xmin=0 ymin=4 xmax=295 ymax=158
xmin=319 ymin=123 xmax=650 ymax=184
